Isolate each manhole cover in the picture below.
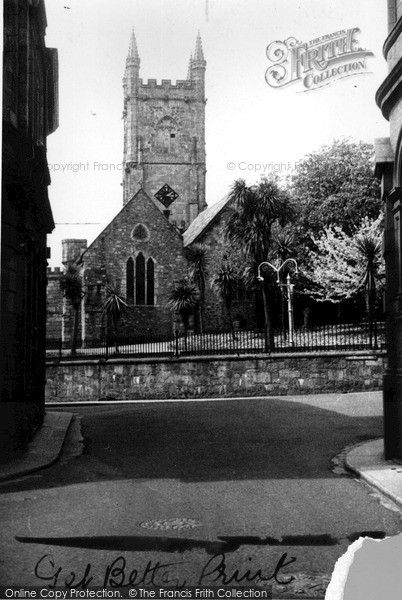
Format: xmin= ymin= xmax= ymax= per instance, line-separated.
xmin=139 ymin=518 xmax=202 ymax=531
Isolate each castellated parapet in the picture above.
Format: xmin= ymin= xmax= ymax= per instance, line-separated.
xmin=47 ymin=266 xmax=62 ymax=275
xmin=122 ymin=30 xmax=207 ymax=231
xmin=138 ymin=79 xmax=201 ymax=91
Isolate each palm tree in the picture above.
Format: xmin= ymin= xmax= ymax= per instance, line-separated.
xmin=101 ymin=286 xmax=128 ymax=354
xmin=355 ymin=234 xmax=382 ymax=346
xmin=272 ymin=231 xmax=296 ymax=264
xmin=211 ymin=262 xmax=238 ymax=339
xmin=168 ymin=279 xmax=199 ymax=344
xmin=59 ymin=265 xmax=84 ymax=355
xmin=185 ymin=243 xmax=208 ymax=334
xmin=225 ymin=178 xmax=295 ymax=349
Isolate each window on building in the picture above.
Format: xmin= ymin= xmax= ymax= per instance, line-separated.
xmin=131 ymin=223 xmax=149 ymax=241
xmin=146 ymin=258 xmax=155 ymax=305
xmin=127 ymin=254 xmax=156 ymax=305
xmin=136 ymin=253 xmax=146 ymax=305
xmin=126 ymin=257 xmax=134 ymax=302
xmin=155 ymin=116 xmax=178 ymax=153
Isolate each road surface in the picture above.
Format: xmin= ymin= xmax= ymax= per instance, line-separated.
xmin=0 ymin=392 xmax=400 ymax=597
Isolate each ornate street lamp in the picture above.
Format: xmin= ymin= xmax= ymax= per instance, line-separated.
xmin=257 ymin=259 xmax=299 ymax=345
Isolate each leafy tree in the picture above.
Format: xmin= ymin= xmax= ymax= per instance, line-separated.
xmin=225 ymin=178 xmax=294 ymax=348
xmin=101 ymin=286 xmax=128 ymax=354
xmin=168 ymin=279 xmax=199 ymax=339
xmin=59 ymin=265 xmax=84 ymax=355
xmin=291 ymin=139 xmax=381 ymax=239
xmin=210 ymin=261 xmax=238 ymax=339
xmin=185 ymin=243 xmax=208 ymax=334
xmin=305 ymin=216 xmax=384 ymax=328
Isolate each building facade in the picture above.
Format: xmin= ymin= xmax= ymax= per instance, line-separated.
xmin=1 ymin=0 xmax=58 ymax=456
xmin=122 ymin=31 xmax=207 ymax=230
xmin=47 ymin=31 xmax=255 ymax=345
xmin=375 ymin=0 xmax=402 ymax=459
xmin=77 ymin=189 xmax=189 ymax=341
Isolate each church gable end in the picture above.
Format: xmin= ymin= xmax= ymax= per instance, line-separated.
xmin=82 ymin=190 xmax=187 ymax=339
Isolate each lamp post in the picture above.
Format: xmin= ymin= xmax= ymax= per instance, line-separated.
xmin=257 ymin=259 xmax=299 ymax=345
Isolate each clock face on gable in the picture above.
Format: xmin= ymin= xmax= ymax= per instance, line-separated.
xmin=154 ymin=184 xmax=179 ymax=208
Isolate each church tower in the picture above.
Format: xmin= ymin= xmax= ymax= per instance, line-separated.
xmin=122 ymin=30 xmax=207 ymax=231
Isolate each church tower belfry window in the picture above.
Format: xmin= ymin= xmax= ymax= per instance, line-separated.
xmin=155 ymin=116 xmax=178 ymax=153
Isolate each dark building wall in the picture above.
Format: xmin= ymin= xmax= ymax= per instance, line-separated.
xmin=375 ymin=0 xmax=402 ymax=459
xmin=1 ymin=0 xmax=58 ymax=458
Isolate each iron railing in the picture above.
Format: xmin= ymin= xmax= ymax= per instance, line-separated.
xmin=46 ymin=321 xmax=385 ymax=360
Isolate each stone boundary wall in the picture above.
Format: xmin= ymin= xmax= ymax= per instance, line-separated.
xmin=45 ymin=351 xmax=386 ymax=402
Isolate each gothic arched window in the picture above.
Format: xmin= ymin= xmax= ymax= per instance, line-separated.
xmin=127 ymin=254 xmax=156 ymax=305
xmin=146 ymin=258 xmax=155 ymax=305
xmin=126 ymin=257 xmax=134 ymax=302
xmin=136 ymin=252 xmax=146 ymax=305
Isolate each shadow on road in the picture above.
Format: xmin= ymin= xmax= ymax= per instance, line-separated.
xmin=0 ymin=397 xmax=383 ymax=491
xmin=15 ymin=531 xmax=385 ymax=554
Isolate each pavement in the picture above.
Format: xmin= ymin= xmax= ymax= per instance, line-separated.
xmin=1 ymin=400 xmax=402 ymax=512
xmin=0 ymin=411 xmax=73 ymax=482
xmin=345 ymin=437 xmax=402 ymax=507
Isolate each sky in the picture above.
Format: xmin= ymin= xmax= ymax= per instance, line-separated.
xmin=44 ymin=0 xmax=390 ymax=267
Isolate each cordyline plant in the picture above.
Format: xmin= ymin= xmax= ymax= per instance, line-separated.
xmin=168 ymin=279 xmax=199 ymax=338
xmin=101 ymin=285 xmax=128 ymax=354
xmin=185 ymin=243 xmax=208 ymax=334
xmin=59 ymin=265 xmax=84 ymax=355
xmin=210 ymin=262 xmax=238 ymax=340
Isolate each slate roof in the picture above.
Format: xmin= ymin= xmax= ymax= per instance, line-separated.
xmin=182 ymin=195 xmax=232 ymax=247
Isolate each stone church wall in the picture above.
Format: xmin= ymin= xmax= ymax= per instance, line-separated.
xmin=82 ymin=190 xmax=188 ymax=341
xmin=193 ymin=210 xmax=257 ymax=332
